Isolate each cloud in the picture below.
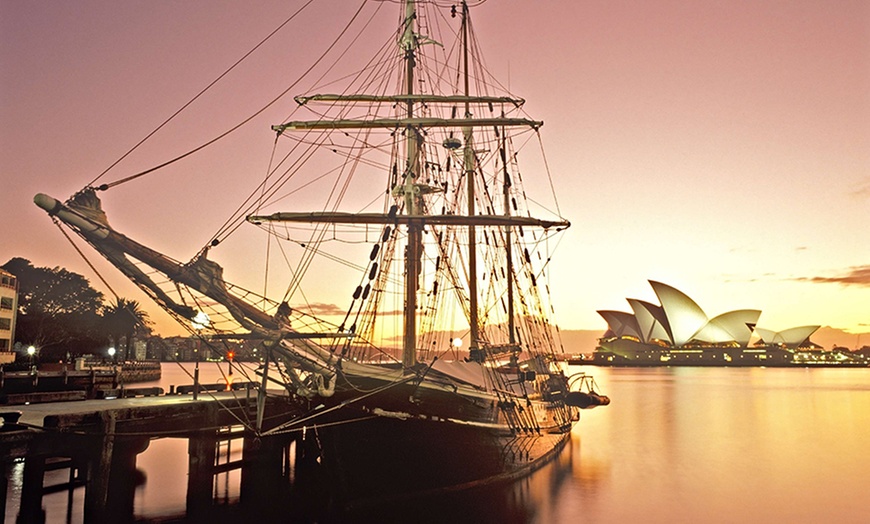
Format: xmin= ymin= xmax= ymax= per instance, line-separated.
xmin=296 ymin=302 xmax=347 ymax=316
xmin=798 ymin=266 xmax=870 ymax=287
xmin=296 ymin=302 xmax=405 ymax=318
xmin=851 ymin=180 xmax=870 ymax=200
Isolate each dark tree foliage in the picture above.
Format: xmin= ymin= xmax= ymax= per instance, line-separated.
xmin=102 ymin=297 xmax=151 ymax=360
xmin=2 ymin=257 xmax=106 ymax=358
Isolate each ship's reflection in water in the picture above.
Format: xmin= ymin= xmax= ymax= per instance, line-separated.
xmin=131 ymin=429 xmax=593 ymax=524
xmin=343 ymin=432 xmax=590 ymax=524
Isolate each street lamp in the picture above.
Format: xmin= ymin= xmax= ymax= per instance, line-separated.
xmin=107 ymin=347 xmax=119 ymax=389
xmin=27 ymin=345 xmax=36 ymax=373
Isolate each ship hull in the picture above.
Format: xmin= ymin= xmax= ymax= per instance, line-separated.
xmin=307 ymin=370 xmax=574 ymax=508
xmin=316 ymin=411 xmax=571 ymax=509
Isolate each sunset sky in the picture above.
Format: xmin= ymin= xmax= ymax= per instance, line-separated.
xmin=2 ymin=0 xmax=868 ymax=341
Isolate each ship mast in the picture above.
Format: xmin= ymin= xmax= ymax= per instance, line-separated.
xmin=501 ymin=129 xmax=515 ymax=344
xmin=252 ymin=0 xmax=567 ymax=364
xmin=400 ymin=0 xmax=422 ymax=370
xmin=461 ymin=1 xmax=483 ymax=361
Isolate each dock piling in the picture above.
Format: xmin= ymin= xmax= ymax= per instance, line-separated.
xmin=16 ymin=456 xmax=46 ymax=524
xmin=2 ymin=391 xmax=305 ymax=522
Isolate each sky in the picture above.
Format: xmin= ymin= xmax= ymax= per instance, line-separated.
xmin=2 ymin=0 xmax=868 ymax=341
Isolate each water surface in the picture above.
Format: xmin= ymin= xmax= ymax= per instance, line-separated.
xmin=8 ymin=364 xmax=869 ymax=523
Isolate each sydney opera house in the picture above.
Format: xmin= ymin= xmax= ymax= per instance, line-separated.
xmin=594 ymin=281 xmax=862 ymax=366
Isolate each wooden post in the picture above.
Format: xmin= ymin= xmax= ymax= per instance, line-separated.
xmin=83 ymin=410 xmax=115 ymax=523
xmin=186 ymin=429 xmax=217 ymax=519
xmin=66 ymin=458 xmax=78 ymax=520
xmin=106 ymin=437 xmax=149 ymax=520
xmin=240 ymin=433 xmax=288 ymax=519
xmin=186 ymin=402 xmax=217 ymax=519
xmin=0 ymin=462 xmax=8 ymax=522
xmin=16 ymin=456 xmax=46 ymax=524
xmin=292 ymin=429 xmax=328 ymax=517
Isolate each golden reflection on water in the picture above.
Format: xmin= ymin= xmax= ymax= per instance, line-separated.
xmin=7 ymin=364 xmax=869 ymax=523
xmin=552 ymin=366 xmax=870 ymax=524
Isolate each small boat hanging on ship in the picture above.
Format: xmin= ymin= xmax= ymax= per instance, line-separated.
xmin=34 ymin=0 xmax=608 ymax=506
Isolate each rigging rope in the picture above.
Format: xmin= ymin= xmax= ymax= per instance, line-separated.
xmin=201 ymin=0 xmax=381 ymax=250
xmin=52 ymin=218 xmax=120 ymax=302
xmin=87 ymin=0 xmax=317 ymax=190
xmin=91 ymin=0 xmax=370 ymax=195
xmin=536 ymin=131 xmax=563 ymax=218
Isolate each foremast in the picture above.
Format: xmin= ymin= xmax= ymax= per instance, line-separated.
xmin=403 ymin=0 xmax=481 ymax=366
xmin=461 ymin=0 xmax=482 ymax=362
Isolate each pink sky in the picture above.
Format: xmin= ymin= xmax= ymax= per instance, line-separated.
xmin=2 ymin=1 xmax=868 ymax=339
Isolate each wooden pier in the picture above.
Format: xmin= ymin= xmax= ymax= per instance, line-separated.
xmin=0 ymin=361 xmax=163 ymax=402
xmin=0 ymin=389 xmax=311 ymax=523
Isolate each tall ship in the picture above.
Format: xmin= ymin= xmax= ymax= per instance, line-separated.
xmin=595 ymin=280 xmax=868 ymax=367
xmin=34 ymin=0 xmax=607 ymax=507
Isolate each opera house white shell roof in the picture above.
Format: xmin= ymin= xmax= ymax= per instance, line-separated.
xmin=598 ymin=281 xmax=819 ymax=348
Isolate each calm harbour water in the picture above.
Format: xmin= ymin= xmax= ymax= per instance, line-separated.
xmin=10 ymin=363 xmax=870 ymax=523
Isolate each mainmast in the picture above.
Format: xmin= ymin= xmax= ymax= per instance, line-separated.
xmin=501 ymin=130 xmax=515 ymax=344
xmin=400 ymin=0 xmax=422 ymax=370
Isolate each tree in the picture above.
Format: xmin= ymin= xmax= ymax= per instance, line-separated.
xmin=2 ymin=257 xmax=106 ymax=358
xmin=102 ymin=297 xmax=151 ymax=361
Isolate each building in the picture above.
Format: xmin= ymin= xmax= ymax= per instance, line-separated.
xmin=0 ymin=269 xmax=19 ymax=363
xmin=594 ymin=281 xmax=864 ymax=366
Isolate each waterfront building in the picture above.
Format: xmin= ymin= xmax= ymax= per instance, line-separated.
xmin=0 ymin=269 xmax=18 ymax=363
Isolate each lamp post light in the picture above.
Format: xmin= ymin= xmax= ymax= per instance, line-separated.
xmin=191 ymin=311 xmax=209 ymax=400
xmin=107 ymin=347 xmax=118 ymax=389
xmin=27 ymin=345 xmax=36 ymax=373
